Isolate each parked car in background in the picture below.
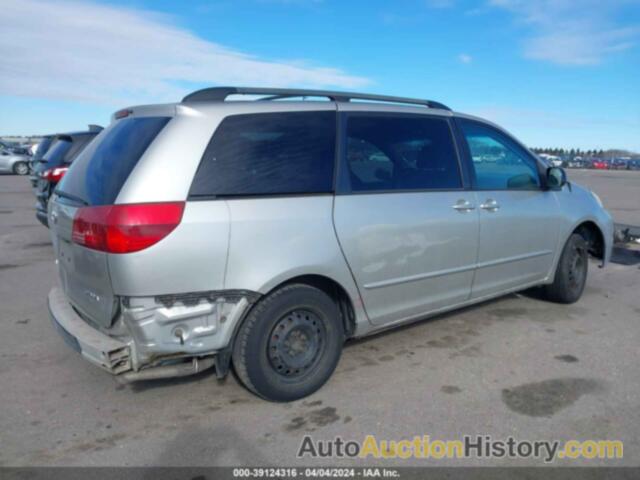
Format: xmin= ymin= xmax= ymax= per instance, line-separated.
xmin=29 ymin=135 xmax=55 ymax=186
xmin=611 ymin=158 xmax=629 ymax=170
xmin=9 ymin=146 xmax=32 ymax=156
xmin=0 ymin=149 xmax=30 ymax=175
xmin=34 ymin=129 xmax=101 ymax=226
xmin=627 ymin=159 xmax=640 ymax=171
xmin=566 ymin=158 xmax=590 ymax=169
xmin=538 ymin=153 xmax=563 ymax=167
xmin=47 ymin=87 xmax=613 ymax=401
xmin=592 ymin=159 xmax=609 ymax=170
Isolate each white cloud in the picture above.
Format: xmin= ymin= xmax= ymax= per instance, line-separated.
xmin=489 ymin=0 xmax=639 ymax=65
xmin=0 ymin=0 xmax=369 ymax=106
xmin=458 ymin=53 xmax=473 ymax=64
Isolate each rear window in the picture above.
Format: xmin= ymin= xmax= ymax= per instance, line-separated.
xmin=62 ymin=134 xmax=97 ymax=165
xmin=33 ymin=137 xmax=54 ymax=160
xmin=42 ymin=139 xmax=72 ymax=165
xmin=189 ymin=111 xmax=336 ymax=197
xmin=57 ymin=117 xmax=169 ymax=205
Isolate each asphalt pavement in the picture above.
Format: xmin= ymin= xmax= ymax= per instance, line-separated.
xmin=1 ymin=171 xmax=639 ymax=468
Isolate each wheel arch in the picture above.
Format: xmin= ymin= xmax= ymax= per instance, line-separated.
xmin=546 ymin=216 xmax=609 ymax=285
xmin=224 ymin=273 xmax=360 ymax=379
xmin=572 ymin=220 xmax=605 ymax=260
xmin=264 ymin=274 xmax=357 ymax=339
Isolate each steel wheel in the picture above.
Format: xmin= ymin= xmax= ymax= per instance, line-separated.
xmin=544 ymin=233 xmax=588 ymax=304
xmin=268 ymin=309 xmax=326 ymax=379
xmin=232 ymin=283 xmax=344 ymax=401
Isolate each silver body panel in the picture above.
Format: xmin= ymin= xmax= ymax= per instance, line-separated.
xmin=469 ymin=190 xmax=560 ymax=298
xmin=333 ymin=192 xmax=479 ymax=326
xmin=49 ymin=199 xmax=117 ymax=328
xmin=0 ymin=151 xmax=29 ymax=173
xmin=47 ymin=99 xmax=614 ymax=376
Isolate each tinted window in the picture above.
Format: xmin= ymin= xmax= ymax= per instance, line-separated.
xmin=42 ymin=139 xmax=72 ymax=165
xmin=190 ymin=111 xmax=336 ymax=197
xmin=459 ymin=120 xmax=540 ymax=190
xmin=345 ymin=115 xmax=461 ymax=192
xmin=33 ymin=137 xmax=54 ymax=160
xmin=62 ymin=134 xmax=97 ymax=165
xmin=57 ymin=117 xmax=170 ymax=205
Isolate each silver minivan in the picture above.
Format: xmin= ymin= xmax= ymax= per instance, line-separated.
xmin=48 ymin=87 xmax=613 ymax=401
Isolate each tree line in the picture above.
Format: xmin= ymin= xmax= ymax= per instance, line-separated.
xmin=530 ymin=147 xmax=638 ymax=158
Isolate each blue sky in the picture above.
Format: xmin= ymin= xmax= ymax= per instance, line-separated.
xmin=1 ymin=0 xmax=639 ymax=150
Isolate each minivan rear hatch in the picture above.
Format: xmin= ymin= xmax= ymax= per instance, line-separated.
xmin=50 ymin=116 xmax=171 ymax=328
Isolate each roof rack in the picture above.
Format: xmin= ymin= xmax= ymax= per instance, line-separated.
xmin=181 ymin=87 xmax=451 ymax=111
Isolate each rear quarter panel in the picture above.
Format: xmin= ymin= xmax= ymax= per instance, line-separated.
xmin=107 ymin=201 xmax=230 ymax=296
xmin=106 ymin=106 xmax=231 ymax=296
xmin=223 ymin=196 xmax=370 ymax=331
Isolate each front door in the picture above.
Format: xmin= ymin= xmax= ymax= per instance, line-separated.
xmin=333 ymin=112 xmax=479 ymax=326
xmin=456 ymin=118 xmax=561 ymax=299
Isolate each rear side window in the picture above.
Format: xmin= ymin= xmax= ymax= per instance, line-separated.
xmin=57 ymin=117 xmax=169 ymax=205
xmin=189 ymin=111 xmax=336 ymax=197
xmin=344 ymin=114 xmax=461 ymax=192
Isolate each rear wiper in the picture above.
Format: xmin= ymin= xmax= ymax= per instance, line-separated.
xmin=54 ymin=189 xmax=89 ymax=206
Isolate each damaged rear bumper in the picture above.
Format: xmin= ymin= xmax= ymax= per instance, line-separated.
xmin=48 ymin=287 xmax=131 ymax=373
xmin=48 ymin=286 xmax=257 ymax=381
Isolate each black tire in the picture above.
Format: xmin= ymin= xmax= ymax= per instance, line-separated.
xmin=232 ymin=284 xmax=344 ymax=402
xmin=13 ymin=161 xmax=29 ymax=175
xmin=543 ymin=233 xmax=588 ymax=304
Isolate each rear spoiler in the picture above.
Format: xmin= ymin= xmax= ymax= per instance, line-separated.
xmin=110 ymin=104 xmax=178 ymax=122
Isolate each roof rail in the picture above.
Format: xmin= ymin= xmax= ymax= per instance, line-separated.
xmin=181 ymin=87 xmax=451 ymax=111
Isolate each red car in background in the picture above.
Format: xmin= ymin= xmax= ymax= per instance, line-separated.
xmin=592 ymin=159 xmax=609 ymax=170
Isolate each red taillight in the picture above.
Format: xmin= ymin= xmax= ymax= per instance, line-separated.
xmin=42 ymin=167 xmax=68 ymax=182
xmin=71 ymin=202 xmax=185 ymax=254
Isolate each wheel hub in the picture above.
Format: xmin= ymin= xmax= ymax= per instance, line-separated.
xmin=268 ymin=309 xmax=325 ymax=378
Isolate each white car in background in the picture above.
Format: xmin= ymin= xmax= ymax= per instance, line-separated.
xmin=539 ymin=153 xmax=563 ymax=167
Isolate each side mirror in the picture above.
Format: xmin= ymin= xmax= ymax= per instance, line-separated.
xmin=546 ymin=166 xmax=567 ymax=190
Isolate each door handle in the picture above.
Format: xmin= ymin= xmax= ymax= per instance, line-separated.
xmin=452 ymin=200 xmax=475 ymax=212
xmin=480 ymin=199 xmax=500 ymax=211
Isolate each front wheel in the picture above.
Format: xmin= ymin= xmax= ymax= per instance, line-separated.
xmin=232 ymin=284 xmax=344 ymax=402
xmin=13 ymin=161 xmax=29 ymax=175
xmin=543 ymin=233 xmax=588 ymax=304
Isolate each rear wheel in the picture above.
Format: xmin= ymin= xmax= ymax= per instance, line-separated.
xmin=232 ymin=284 xmax=344 ymax=402
xmin=13 ymin=161 xmax=29 ymax=175
xmin=543 ymin=233 xmax=588 ymax=304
